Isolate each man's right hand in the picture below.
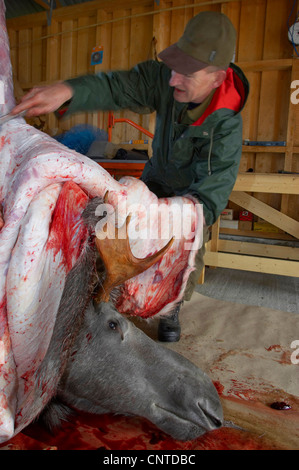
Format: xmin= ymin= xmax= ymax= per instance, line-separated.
xmin=11 ymin=82 xmax=74 ymax=118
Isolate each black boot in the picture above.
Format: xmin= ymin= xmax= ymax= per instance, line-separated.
xmin=158 ymin=303 xmax=182 ymax=342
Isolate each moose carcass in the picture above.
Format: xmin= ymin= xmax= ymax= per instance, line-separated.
xmin=0 ymin=0 xmax=222 ymax=443
xmin=45 ymin=302 xmax=223 ymax=442
xmin=36 ymin=197 xmax=222 ymax=442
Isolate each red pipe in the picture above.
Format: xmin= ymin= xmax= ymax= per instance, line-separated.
xmin=108 ymin=112 xmax=154 ymax=141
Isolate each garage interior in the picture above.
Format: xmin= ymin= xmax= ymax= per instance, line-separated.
xmin=1 ymin=0 xmax=298 ymax=451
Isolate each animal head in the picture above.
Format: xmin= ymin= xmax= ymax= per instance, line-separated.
xmin=56 ymin=300 xmax=223 ymax=441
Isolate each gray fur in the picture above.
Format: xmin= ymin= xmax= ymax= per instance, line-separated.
xmin=50 ymin=301 xmax=223 ymax=441
xmin=34 ymin=197 xmax=222 ymax=441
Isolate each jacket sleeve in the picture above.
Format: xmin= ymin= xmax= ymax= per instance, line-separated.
xmin=189 ymin=115 xmax=243 ymax=227
xmin=63 ymin=60 xmax=161 ymax=115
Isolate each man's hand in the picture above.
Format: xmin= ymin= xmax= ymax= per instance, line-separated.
xmin=11 ymin=82 xmax=74 ymax=118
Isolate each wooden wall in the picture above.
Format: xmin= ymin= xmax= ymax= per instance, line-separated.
xmin=6 ymin=0 xmax=299 ymax=236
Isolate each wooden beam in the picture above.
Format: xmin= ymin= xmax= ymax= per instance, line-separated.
xmin=280 ymin=58 xmax=299 ymax=214
xmin=217 ymin=240 xmax=299 ymax=261
xmin=229 ymin=191 xmax=299 ymax=239
xmin=219 ymin=227 xmax=296 ymax=241
xmin=6 ymin=0 xmax=151 ymax=29
xmin=236 ymin=58 xmax=292 ymax=72
xmin=33 ymin=0 xmax=62 ymax=9
xmin=204 ymin=252 xmax=299 ymax=277
xmin=242 ymin=145 xmax=286 ymax=153
xmin=233 ymin=173 xmax=299 ymax=194
xmin=33 ymin=0 xmax=50 ymax=10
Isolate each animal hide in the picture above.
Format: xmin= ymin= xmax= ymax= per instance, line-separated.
xmin=0 ymin=2 xmax=203 ymax=442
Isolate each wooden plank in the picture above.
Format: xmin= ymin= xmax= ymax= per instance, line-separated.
xmin=210 ymin=217 xmax=220 ymax=252
xmin=6 ymin=0 xmax=150 ymax=29
xmin=72 ymin=15 xmax=93 ymax=127
xmin=32 ymin=26 xmax=43 ymax=85
xmin=218 ymin=239 xmax=299 ymax=261
xmin=111 ymin=8 xmax=131 ymax=143
xmin=281 ymin=59 xmax=299 ymax=215
xmin=33 ymin=0 xmax=50 ymax=9
xmin=153 ymin=0 xmax=172 ymax=54
xmin=18 ymin=29 xmax=31 ymax=85
xmin=238 ymin=0 xmax=266 ymax=62
xmin=236 ymin=58 xmax=292 ymax=71
xmin=221 ymin=1 xmax=241 ymax=61
xmin=229 ymin=191 xmax=299 ymax=238
xmin=60 ymin=20 xmax=75 ymax=80
xmin=169 ymin=0 xmax=191 ymax=44
xmin=242 ymin=146 xmax=287 ymax=153
xmin=220 ymin=227 xmax=296 ymax=241
xmin=46 ymin=19 xmax=59 ymax=134
xmin=255 ymin=0 xmax=291 ymax=210
xmin=233 ymin=173 xmax=299 ymax=194
xmin=263 ymin=0 xmax=291 ymax=60
xmin=93 ymin=8 xmax=112 ymax=130
xmin=204 ymin=251 xmax=299 ymax=277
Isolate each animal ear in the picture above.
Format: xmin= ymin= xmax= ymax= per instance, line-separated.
xmin=94 ymin=207 xmax=174 ymax=303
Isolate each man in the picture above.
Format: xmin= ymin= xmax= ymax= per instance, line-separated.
xmin=12 ymin=11 xmax=249 ymax=342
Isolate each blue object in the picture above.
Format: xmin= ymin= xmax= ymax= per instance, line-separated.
xmin=243 ymin=141 xmax=286 ymax=146
xmin=91 ymin=50 xmax=103 ymax=66
xmin=55 ymin=125 xmax=108 ymax=155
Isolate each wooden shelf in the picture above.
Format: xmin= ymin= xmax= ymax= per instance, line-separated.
xmin=233 ymin=173 xmax=299 ymax=194
xmin=242 ymin=145 xmax=286 ymax=153
xmin=219 ymin=227 xmax=297 ymax=241
xmin=97 ymin=160 xmax=146 ymax=179
xmin=236 ymin=58 xmax=292 ymax=72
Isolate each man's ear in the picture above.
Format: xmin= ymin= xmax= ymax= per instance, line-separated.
xmin=213 ymin=70 xmax=226 ymax=88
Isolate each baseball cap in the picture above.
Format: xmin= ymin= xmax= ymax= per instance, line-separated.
xmin=158 ymin=11 xmax=236 ymax=74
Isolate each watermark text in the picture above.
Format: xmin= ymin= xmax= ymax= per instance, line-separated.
xmin=291 ymin=340 xmax=299 ymax=365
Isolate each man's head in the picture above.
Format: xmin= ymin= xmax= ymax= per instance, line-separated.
xmin=159 ymin=11 xmax=236 ymax=103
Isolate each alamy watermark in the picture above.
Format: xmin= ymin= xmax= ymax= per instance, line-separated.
xmin=0 ymin=340 xmax=298 ymax=365
xmin=94 ymin=198 xmax=203 ymax=251
xmin=290 ymin=80 xmax=299 ymax=104
xmin=291 ymin=340 xmax=299 ymax=364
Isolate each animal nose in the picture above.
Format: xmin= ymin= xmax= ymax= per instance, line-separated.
xmin=198 ymin=401 xmax=223 ymax=430
xmin=202 ymin=408 xmax=222 ymax=428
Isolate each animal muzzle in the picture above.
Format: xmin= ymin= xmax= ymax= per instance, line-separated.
xmin=147 ymin=361 xmax=223 ymax=441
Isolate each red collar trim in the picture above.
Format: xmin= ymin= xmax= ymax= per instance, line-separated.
xmin=191 ymin=67 xmax=245 ymax=127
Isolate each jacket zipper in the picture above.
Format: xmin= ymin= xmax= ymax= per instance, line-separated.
xmin=207 ymin=127 xmax=214 ymax=176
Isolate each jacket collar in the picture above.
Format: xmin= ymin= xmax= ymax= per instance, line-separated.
xmin=191 ymin=64 xmax=248 ymax=127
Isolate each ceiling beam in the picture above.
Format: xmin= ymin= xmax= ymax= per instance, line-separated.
xmin=32 ymin=0 xmax=50 ymax=9
xmin=32 ymin=0 xmax=62 ymax=10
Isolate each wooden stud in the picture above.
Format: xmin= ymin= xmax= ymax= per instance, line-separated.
xmin=204 ymin=251 xmax=299 ymax=277
xmin=229 ymin=191 xmax=299 ymax=238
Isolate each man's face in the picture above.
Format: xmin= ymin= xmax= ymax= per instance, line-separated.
xmin=169 ymin=67 xmax=225 ymax=103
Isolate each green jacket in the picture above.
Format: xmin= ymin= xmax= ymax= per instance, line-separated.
xmin=65 ymin=60 xmax=249 ymax=226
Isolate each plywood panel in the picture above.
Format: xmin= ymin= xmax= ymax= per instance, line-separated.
xmin=46 ymin=19 xmax=60 ymax=134
xmin=32 ymin=26 xmax=43 ymax=84
xmin=18 ymin=29 xmax=31 ymax=85
xmin=111 ymin=9 xmax=130 ymax=143
xmin=153 ymin=0 xmax=172 ymax=55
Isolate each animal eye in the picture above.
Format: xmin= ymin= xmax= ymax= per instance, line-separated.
xmin=108 ymin=320 xmax=118 ymax=330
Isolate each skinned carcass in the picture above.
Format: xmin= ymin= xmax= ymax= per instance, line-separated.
xmin=0 ymin=0 xmax=221 ymax=443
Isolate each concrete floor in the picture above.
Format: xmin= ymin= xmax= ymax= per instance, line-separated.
xmin=195 ymin=267 xmax=299 ymax=315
